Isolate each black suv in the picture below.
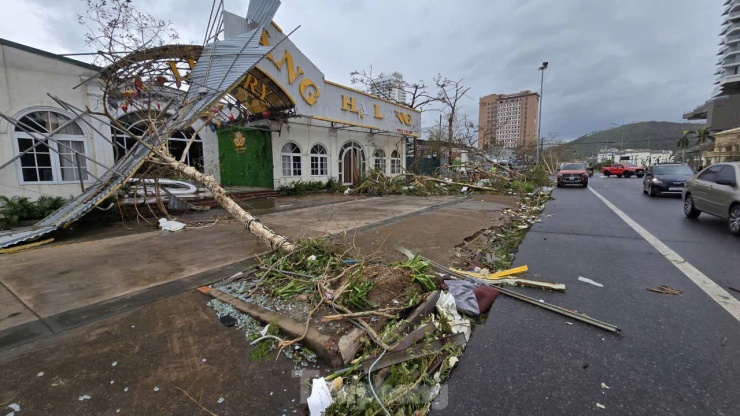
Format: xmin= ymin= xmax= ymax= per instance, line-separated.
xmin=643 ymin=163 xmax=695 ymax=197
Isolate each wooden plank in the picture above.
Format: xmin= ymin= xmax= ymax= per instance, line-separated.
xmin=0 ymin=238 xmax=54 ymax=254
xmin=361 ymin=333 xmax=466 ymax=373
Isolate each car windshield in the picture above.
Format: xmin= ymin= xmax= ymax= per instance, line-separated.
xmin=561 ymin=163 xmax=585 ymax=170
xmin=653 ymin=165 xmax=694 ymax=175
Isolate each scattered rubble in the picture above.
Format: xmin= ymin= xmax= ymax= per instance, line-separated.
xmin=647 ymin=285 xmax=683 ymax=295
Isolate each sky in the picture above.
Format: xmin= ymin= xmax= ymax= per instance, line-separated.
xmin=0 ymin=0 xmax=724 ymax=141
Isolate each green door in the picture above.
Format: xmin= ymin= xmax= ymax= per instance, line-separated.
xmin=217 ymin=127 xmax=273 ymax=187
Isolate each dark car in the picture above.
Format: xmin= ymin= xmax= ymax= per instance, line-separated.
xmin=556 ymin=163 xmax=588 ymax=188
xmin=643 ymin=163 xmax=695 ymax=197
xmin=683 ymin=162 xmax=740 ymax=235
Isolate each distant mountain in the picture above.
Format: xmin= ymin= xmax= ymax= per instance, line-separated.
xmin=563 ymin=121 xmax=704 ymax=157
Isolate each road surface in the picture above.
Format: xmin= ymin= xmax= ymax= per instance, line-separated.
xmin=435 ymin=175 xmax=740 ymax=415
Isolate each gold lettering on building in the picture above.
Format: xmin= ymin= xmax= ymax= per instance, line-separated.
xmin=299 ymin=79 xmax=319 ymax=106
xmin=341 ymin=95 xmax=358 ymax=113
xmin=395 ymin=111 xmax=413 ymax=126
xmin=374 ymin=104 xmax=385 ymax=120
xmin=269 ymin=50 xmax=305 ymax=85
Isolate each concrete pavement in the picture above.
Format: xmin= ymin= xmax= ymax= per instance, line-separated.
xmin=0 ymin=193 xmax=517 ymax=354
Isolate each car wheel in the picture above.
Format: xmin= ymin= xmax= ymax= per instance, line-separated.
xmin=604 ymin=172 xmax=610 ymax=177
xmin=583 ymin=182 xmax=588 ymax=188
xmin=729 ymin=205 xmax=740 ymax=236
xmin=648 ymin=184 xmax=657 ymax=197
xmin=617 ymin=174 xmax=623 ymax=178
xmin=624 ymin=172 xmax=632 ymax=178
xmin=643 ymin=184 xmax=648 ymax=194
xmin=556 ymin=182 xmax=562 ymax=188
xmin=684 ymin=194 xmax=700 ymax=218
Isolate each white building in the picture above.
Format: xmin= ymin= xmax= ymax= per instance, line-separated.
xmin=369 ymin=72 xmax=407 ymax=104
xmin=714 ymin=0 xmax=740 ymax=97
xmin=0 ymin=21 xmax=420 ymax=200
xmin=597 ymin=148 xmax=619 ymax=163
xmin=613 ymin=149 xmax=674 ymax=166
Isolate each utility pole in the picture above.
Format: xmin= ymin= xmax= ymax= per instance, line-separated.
xmin=536 ymin=61 xmax=548 ymax=165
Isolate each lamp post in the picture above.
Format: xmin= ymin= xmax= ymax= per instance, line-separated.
xmin=536 ymin=61 xmax=548 ymax=165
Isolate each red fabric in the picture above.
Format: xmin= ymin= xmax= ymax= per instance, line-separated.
xmin=473 ymin=286 xmax=501 ymax=314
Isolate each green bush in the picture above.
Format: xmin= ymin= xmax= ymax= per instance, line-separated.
xmin=524 ymin=165 xmax=552 ymax=187
xmin=278 ymin=180 xmax=328 ymax=195
xmin=0 ymin=195 xmax=69 ymax=226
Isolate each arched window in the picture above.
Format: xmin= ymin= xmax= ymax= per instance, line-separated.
xmin=373 ymin=149 xmax=386 ymax=173
xmin=390 ymin=150 xmax=401 ymax=174
xmin=281 ymin=142 xmax=302 ymax=177
xmin=310 ymin=144 xmax=328 ymax=176
xmin=13 ymin=110 xmax=88 ymax=183
xmin=111 ymin=114 xmax=202 ymax=168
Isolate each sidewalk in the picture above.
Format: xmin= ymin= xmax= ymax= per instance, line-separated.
xmin=0 ymin=195 xmax=462 ymax=351
xmin=0 ymin=193 xmax=518 ymax=415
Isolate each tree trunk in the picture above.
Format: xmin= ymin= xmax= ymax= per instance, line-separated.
xmin=157 ymin=152 xmax=295 ymax=253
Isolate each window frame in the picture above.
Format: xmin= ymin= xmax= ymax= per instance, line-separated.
xmin=281 ymin=142 xmax=303 ymax=177
xmin=373 ymin=149 xmax=387 ymax=173
xmin=310 ymin=143 xmax=329 ymax=177
xmin=12 ymin=109 xmax=91 ymax=185
xmin=390 ymin=150 xmax=402 ymax=174
xmin=698 ymin=165 xmax=723 ymax=183
xmin=716 ymin=165 xmax=737 ymax=183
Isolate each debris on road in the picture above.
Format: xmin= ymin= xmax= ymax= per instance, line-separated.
xmin=78 ymin=395 xmax=91 ymax=401
xmin=578 ymin=276 xmax=604 ymax=287
xmin=601 ymin=383 xmax=610 ymax=389
xmin=158 ymin=218 xmax=186 ymax=232
xmin=647 ymin=285 xmax=683 ymax=295
xmin=597 ymin=403 xmax=606 ymax=410
xmin=728 ymin=286 xmax=740 ymax=293
xmin=307 ymin=377 xmax=332 ymax=415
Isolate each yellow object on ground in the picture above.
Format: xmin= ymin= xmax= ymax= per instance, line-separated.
xmin=452 ymin=265 xmax=529 ymax=280
xmin=0 ymin=238 xmax=54 ymax=254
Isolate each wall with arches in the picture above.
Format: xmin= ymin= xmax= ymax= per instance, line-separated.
xmin=0 ymin=41 xmax=111 ymax=199
xmin=269 ymin=118 xmax=406 ymax=188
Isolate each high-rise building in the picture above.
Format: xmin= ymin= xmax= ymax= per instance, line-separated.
xmin=478 ymin=90 xmax=539 ymax=149
xmin=369 ymin=72 xmax=407 ymax=104
xmin=684 ymin=0 xmax=740 ymax=130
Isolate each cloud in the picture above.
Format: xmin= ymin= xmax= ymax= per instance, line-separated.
xmin=4 ymin=0 xmax=724 ymax=140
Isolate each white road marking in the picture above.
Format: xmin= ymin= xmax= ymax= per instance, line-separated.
xmin=588 ymin=187 xmax=740 ymax=323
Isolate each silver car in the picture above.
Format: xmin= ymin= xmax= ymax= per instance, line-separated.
xmin=682 ymin=162 xmax=740 ymax=235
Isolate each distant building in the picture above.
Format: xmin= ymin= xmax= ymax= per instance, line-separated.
xmin=369 ymin=72 xmax=407 ymax=104
xmin=478 ymin=90 xmax=539 ymax=149
xmin=612 ymin=149 xmax=674 ymax=166
xmin=597 ymin=148 xmax=619 ymax=163
xmin=683 ymin=0 xmax=740 ymax=131
xmin=702 ymin=127 xmax=740 ymax=165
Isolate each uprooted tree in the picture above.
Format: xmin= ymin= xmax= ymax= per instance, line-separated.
xmin=77 ymin=0 xmax=294 ymax=252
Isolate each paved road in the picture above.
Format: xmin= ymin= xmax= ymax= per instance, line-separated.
xmin=435 ymin=175 xmax=740 ymax=416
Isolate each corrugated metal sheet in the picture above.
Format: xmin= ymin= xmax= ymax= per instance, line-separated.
xmin=0 ymin=0 xmax=281 ymax=249
xmin=176 ymin=0 xmax=280 ymax=127
xmin=223 ymin=11 xmax=250 ymax=39
xmin=247 ymin=0 xmax=280 ymax=28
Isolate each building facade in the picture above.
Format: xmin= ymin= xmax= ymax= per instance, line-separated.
xmin=368 ymin=72 xmax=407 ymax=104
xmin=702 ymin=127 xmax=740 ymax=165
xmin=0 ymin=20 xmax=420 ymax=200
xmin=478 ymin=90 xmax=539 ymax=149
xmin=684 ymin=0 xmax=740 ymax=130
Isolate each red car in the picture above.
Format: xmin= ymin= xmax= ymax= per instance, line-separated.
xmin=557 ymin=163 xmax=589 ymax=188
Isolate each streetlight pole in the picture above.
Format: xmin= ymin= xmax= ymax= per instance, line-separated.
xmin=610 ymin=120 xmax=625 ymax=160
xmin=536 ymin=61 xmax=548 ymax=165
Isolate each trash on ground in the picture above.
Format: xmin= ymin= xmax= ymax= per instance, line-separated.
xmin=578 ymin=276 xmax=604 ymax=287
xmin=307 ymin=378 xmax=332 ymax=416
xmin=596 ymin=403 xmax=606 ymax=410
xmin=158 ymin=218 xmax=186 ymax=232
xmin=153 ymin=386 xmax=160 ymax=392
xmin=111 ymin=361 xmax=117 ymax=367
xmin=8 ymin=404 xmax=20 ymax=412
xmin=647 ymin=285 xmax=683 ymax=295
xmin=219 ymin=314 xmax=237 ymax=327
xmin=444 ymin=280 xmax=480 ymax=316
xmin=37 ymin=371 xmax=44 ymax=377
xmin=217 ymin=397 xmax=225 ymax=404
xmin=601 ymin=383 xmax=610 ymax=389
xmin=78 ymin=395 xmax=91 ymax=401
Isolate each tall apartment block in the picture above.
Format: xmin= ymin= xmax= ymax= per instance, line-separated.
xmin=684 ymin=0 xmax=740 ymax=130
xmin=478 ymin=90 xmax=539 ymax=149
xmin=369 ymin=72 xmax=407 ymax=104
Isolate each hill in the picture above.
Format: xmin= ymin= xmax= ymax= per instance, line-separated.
xmin=563 ymin=121 xmax=704 ymax=157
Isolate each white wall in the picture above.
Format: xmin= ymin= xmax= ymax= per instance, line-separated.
xmin=271 ymin=118 xmax=406 ymax=189
xmin=0 ymin=44 xmax=110 ymax=200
